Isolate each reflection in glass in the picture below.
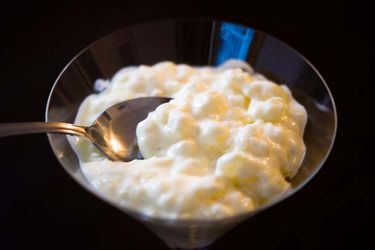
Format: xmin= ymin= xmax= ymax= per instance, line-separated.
xmin=213 ymin=22 xmax=254 ymax=65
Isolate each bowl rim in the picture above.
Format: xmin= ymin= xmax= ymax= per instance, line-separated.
xmin=45 ymin=18 xmax=338 ymax=224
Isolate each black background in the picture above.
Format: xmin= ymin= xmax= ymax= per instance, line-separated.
xmin=0 ymin=0 xmax=374 ymax=249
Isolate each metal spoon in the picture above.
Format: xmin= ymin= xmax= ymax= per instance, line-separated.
xmin=0 ymin=97 xmax=172 ymax=161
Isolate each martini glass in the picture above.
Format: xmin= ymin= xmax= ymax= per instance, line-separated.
xmin=45 ymin=19 xmax=337 ymax=249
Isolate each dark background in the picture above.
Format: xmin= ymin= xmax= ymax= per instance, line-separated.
xmin=0 ymin=0 xmax=374 ymax=249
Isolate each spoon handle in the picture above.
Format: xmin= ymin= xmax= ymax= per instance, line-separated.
xmin=0 ymin=122 xmax=88 ymax=138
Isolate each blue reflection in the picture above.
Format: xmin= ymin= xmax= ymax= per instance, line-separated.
xmin=214 ymin=22 xmax=254 ymax=65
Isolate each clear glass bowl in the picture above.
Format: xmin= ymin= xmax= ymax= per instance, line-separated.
xmin=45 ymin=19 xmax=337 ymax=249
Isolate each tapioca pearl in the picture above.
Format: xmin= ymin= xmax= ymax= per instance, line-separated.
xmin=72 ymin=138 xmax=101 ymax=162
xmin=288 ymin=100 xmax=308 ymax=132
xmin=215 ymin=152 xmax=263 ymax=185
xmin=94 ymin=79 xmax=110 ymax=92
xmin=283 ymin=137 xmax=306 ymax=177
xmin=295 ymin=140 xmax=306 ymax=167
xmin=190 ymin=70 xmax=215 ymax=84
xmin=222 ymin=156 xmax=287 ymax=203
xmin=198 ymin=121 xmax=230 ymax=153
xmin=126 ymin=74 xmax=146 ymax=92
xmin=266 ymin=140 xmax=289 ymax=174
xmin=247 ymin=137 xmax=270 ymax=157
xmin=174 ymin=82 xmax=207 ymax=100
xmin=256 ymin=167 xmax=290 ymax=201
xmin=263 ymin=97 xmax=286 ymax=121
xmin=164 ymin=80 xmax=183 ymax=95
xmin=225 ymin=107 xmax=252 ymax=124
xmin=138 ymin=65 xmax=151 ymax=72
xmin=111 ymin=67 xmax=137 ymax=85
xmin=234 ymin=127 xmax=268 ymax=157
xmin=150 ymin=103 xmax=174 ymax=125
xmin=186 ymin=181 xmax=225 ymax=209
xmin=137 ymin=117 xmax=161 ymax=134
xmin=249 ymin=97 xmax=286 ymax=122
xmin=226 ymin=92 xmax=250 ymax=108
xmin=141 ymin=67 xmax=162 ymax=86
xmin=152 ymin=61 xmax=177 ymax=81
xmin=218 ymin=68 xmax=252 ymax=92
xmin=86 ymin=96 xmax=112 ymax=118
xmin=237 ymin=123 xmax=261 ymax=140
xmin=286 ymin=137 xmax=298 ymax=160
xmin=243 ymin=80 xmax=288 ymax=100
xmin=215 ymin=153 xmax=285 ymax=203
xmin=149 ymin=88 xmax=164 ymax=96
xmin=157 ymin=191 xmax=176 ymax=209
xmin=143 ymin=71 xmax=160 ymax=86
xmin=282 ymin=118 xmax=300 ymax=132
xmin=242 ymin=80 xmax=268 ymax=98
xmin=280 ymin=85 xmax=292 ymax=100
xmin=165 ymin=111 xmax=196 ymax=139
xmin=110 ymin=77 xmax=132 ymax=90
xmin=145 ymin=179 xmax=166 ymax=198
xmin=263 ymin=122 xmax=286 ymax=144
xmin=172 ymin=159 xmax=209 ymax=176
xmin=247 ymin=99 xmax=262 ymax=119
xmin=136 ymin=120 xmax=164 ymax=157
xmin=137 ymin=171 xmax=157 ymax=185
xmin=176 ymin=64 xmax=195 ymax=81
xmin=193 ymin=181 xmax=222 ymax=199
xmin=225 ymin=191 xmax=255 ymax=210
xmin=167 ymin=140 xmax=198 ymax=157
xmin=192 ymin=91 xmax=228 ymax=118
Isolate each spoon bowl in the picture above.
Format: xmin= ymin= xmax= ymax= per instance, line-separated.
xmin=86 ymin=96 xmax=172 ymax=161
xmin=0 ymin=97 xmax=171 ymax=162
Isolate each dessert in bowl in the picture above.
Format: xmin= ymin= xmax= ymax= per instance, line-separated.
xmin=46 ymin=19 xmax=337 ymax=249
xmin=73 ymin=60 xmax=307 ymax=220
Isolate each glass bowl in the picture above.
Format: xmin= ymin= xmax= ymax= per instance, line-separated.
xmin=45 ymin=19 xmax=337 ymax=249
